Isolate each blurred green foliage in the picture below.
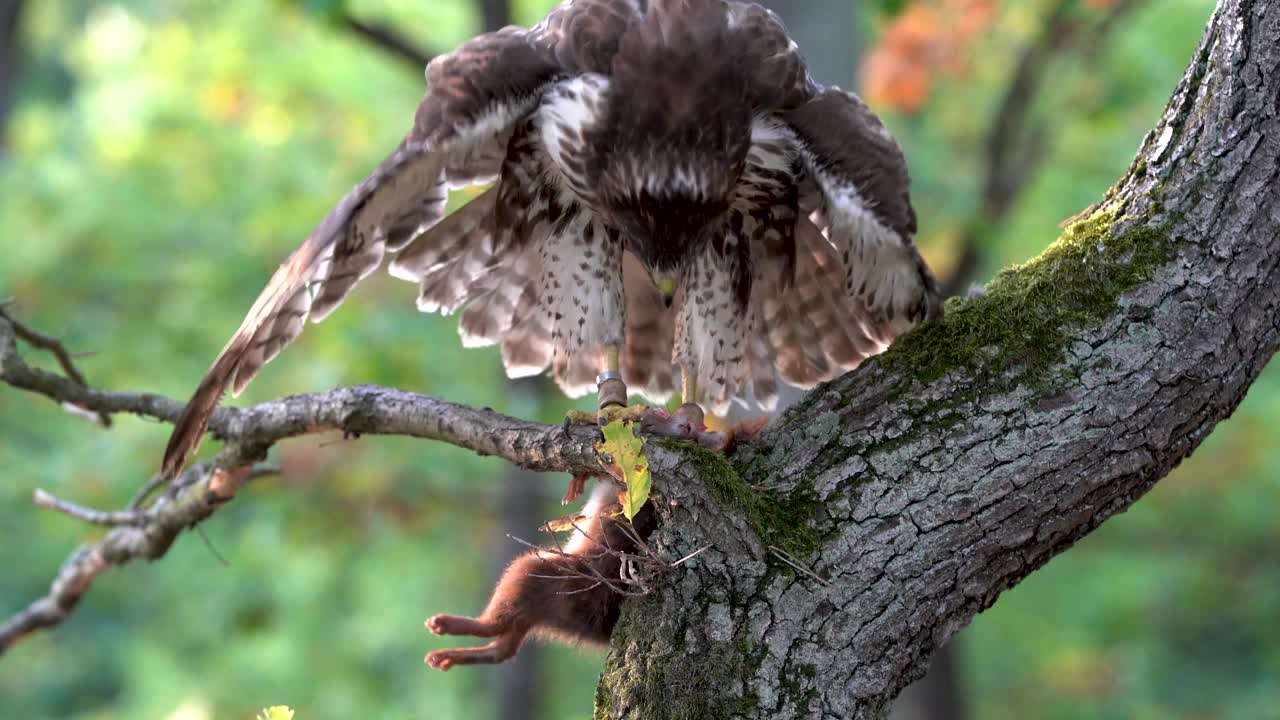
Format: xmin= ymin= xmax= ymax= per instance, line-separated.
xmin=0 ymin=1 xmax=1275 ymax=719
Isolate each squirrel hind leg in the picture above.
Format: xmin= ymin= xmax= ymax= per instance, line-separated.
xmin=425 ymin=613 xmax=503 ymax=637
xmin=423 ymin=600 xmax=532 ymax=671
xmin=425 ymin=634 xmax=522 ymax=671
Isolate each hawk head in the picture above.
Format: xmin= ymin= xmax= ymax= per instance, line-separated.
xmin=598 ymin=174 xmax=738 ymax=306
xmin=586 ymin=0 xmax=754 ymax=305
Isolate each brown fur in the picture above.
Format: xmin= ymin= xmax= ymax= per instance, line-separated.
xmin=425 ymin=483 xmax=657 ymax=670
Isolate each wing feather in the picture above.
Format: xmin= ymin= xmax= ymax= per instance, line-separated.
xmin=782 ymin=87 xmax=941 ymax=341
xmin=162 ymin=25 xmax=568 ymax=478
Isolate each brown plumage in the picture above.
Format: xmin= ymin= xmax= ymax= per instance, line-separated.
xmin=162 ymin=0 xmax=941 ymax=477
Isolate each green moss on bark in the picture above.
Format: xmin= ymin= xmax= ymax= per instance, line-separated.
xmin=595 ymin=594 xmax=759 ymax=720
xmin=884 ymin=211 xmax=1174 ymax=393
xmin=660 ymin=439 xmax=819 ymax=557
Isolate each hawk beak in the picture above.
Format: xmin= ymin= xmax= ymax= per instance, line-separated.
xmin=656 ymin=277 xmax=678 ymax=308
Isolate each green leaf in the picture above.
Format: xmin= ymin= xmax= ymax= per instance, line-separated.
xmin=598 ymin=419 xmax=650 ymax=521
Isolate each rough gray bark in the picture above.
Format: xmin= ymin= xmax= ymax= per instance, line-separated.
xmin=594 ymin=1 xmax=1280 ymax=717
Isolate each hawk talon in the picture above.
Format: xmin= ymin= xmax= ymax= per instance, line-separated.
xmin=563 ymin=404 xmax=650 ymax=428
xmin=598 ymin=403 xmax=653 ymax=426
xmin=564 ymin=409 xmax=600 ymax=426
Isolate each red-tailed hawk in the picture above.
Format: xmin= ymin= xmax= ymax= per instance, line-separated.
xmin=162 ymin=0 xmax=941 ymax=478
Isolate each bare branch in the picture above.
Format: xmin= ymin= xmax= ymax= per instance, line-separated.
xmin=0 ymin=309 xmax=607 ymax=654
xmin=32 ymin=490 xmax=147 ymax=526
xmin=0 ymin=303 xmax=112 ymax=426
xmin=1 ymin=456 xmax=237 ymax=653
xmin=0 ymin=313 xmax=604 ymax=477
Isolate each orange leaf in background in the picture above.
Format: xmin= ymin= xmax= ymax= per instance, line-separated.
xmin=863 ymin=5 xmax=939 ymax=113
xmin=863 ymin=0 xmax=999 ymax=114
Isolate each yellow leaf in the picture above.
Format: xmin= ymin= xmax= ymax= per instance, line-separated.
xmin=257 ymin=707 xmax=294 ymax=720
xmin=597 ymin=419 xmax=650 ymax=521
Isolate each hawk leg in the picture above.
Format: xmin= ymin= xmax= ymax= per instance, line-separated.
xmin=567 ymin=344 xmax=652 ymax=426
xmin=573 ymin=340 xmax=655 ymax=420
xmin=596 ymin=344 xmax=627 ymax=413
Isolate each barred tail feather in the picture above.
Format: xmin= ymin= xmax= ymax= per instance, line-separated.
xmin=500 ymin=296 xmax=554 ymax=379
xmin=458 ymin=249 xmax=541 ymax=348
xmin=620 ymin=252 xmax=676 ymax=404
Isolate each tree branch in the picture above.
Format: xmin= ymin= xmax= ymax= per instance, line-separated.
xmin=0 ymin=313 xmax=603 ymax=477
xmin=0 ymin=310 xmax=606 ymax=653
xmin=0 ymin=302 xmax=112 ymax=426
xmin=0 ymin=457 xmax=273 ymax=653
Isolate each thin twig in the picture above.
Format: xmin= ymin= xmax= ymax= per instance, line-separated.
xmin=195 ymin=526 xmax=230 ymax=567
xmin=0 ymin=456 xmax=241 ymax=654
xmin=511 ymin=536 xmax=636 ymax=596
xmin=0 ymin=309 xmax=609 ymax=655
xmin=33 ymin=489 xmax=147 ymax=526
xmin=768 ymin=545 xmax=829 ymax=586
xmin=670 ymin=543 xmax=713 ymax=568
xmin=127 ymin=473 xmax=168 ymax=510
xmin=0 ymin=305 xmax=111 ymax=426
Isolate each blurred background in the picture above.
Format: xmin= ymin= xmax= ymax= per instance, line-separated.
xmin=1 ymin=0 xmax=1277 ymax=718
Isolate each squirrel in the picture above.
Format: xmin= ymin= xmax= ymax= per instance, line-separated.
xmin=423 ymin=409 xmax=760 ymax=670
xmin=425 ymin=479 xmax=658 ymax=671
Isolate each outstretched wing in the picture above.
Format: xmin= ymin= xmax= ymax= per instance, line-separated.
xmin=161 ymin=27 xmax=566 ymax=479
xmin=782 ymin=87 xmax=941 ymax=342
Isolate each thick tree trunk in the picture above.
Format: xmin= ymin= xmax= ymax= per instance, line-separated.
xmin=593 ymin=1 xmax=1280 ymax=717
